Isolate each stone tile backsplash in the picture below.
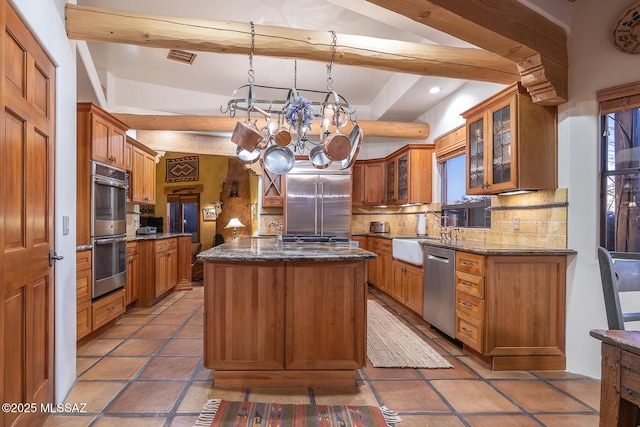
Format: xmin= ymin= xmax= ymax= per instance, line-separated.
xmin=352 ymin=189 xmax=568 ymax=249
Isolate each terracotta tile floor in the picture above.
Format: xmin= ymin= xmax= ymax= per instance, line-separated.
xmin=44 ymin=286 xmax=601 ymax=426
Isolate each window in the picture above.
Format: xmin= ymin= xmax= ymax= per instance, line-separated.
xmin=600 ymin=108 xmax=640 ymax=252
xmin=440 ymin=155 xmax=491 ymax=228
xmin=167 ymin=194 xmax=199 ymax=243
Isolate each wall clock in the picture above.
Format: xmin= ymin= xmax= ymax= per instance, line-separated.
xmin=613 ymin=1 xmax=640 ymax=53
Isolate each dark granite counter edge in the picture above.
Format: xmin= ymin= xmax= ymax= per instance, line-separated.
xmin=351 ymin=232 xmax=577 ymax=256
xmin=198 ymin=253 xmax=376 ymax=262
xmin=127 ymin=232 xmax=192 ymax=242
xmin=76 ymin=244 xmax=93 ymax=252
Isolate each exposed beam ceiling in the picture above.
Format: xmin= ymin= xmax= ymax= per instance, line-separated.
xmin=65 ymin=4 xmax=519 ymax=86
xmin=364 ymin=0 xmax=568 ymax=104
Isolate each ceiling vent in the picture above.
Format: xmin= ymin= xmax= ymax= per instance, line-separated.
xmin=166 ymin=49 xmax=196 ymax=65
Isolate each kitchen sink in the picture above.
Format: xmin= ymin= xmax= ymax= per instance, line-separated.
xmin=392 ymin=238 xmax=424 ymax=266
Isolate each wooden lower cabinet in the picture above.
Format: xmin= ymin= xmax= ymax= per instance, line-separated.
xmin=125 ymin=242 xmax=140 ymax=306
xmin=367 ymin=237 xmax=392 ymax=294
xmin=204 ymin=259 xmax=367 ymax=387
xmin=391 ymin=259 xmax=424 ymax=316
xmin=455 ymin=251 xmax=567 ymax=370
xmin=92 ymin=289 xmax=126 ymax=330
xmin=76 ymin=250 xmax=92 ymax=340
xmin=137 ymin=237 xmax=189 ymax=307
xmin=176 ymin=235 xmax=193 ymax=291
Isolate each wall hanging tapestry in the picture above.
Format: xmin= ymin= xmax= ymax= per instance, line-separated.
xmin=195 ymin=398 xmax=401 ymax=427
xmin=166 ymin=155 xmax=199 ymax=183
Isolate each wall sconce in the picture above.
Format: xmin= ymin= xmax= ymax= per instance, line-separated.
xmin=224 ymin=217 xmax=245 ymax=239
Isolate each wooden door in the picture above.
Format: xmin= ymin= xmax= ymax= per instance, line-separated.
xmin=125 ymin=243 xmax=139 ymax=306
xmin=154 ymin=250 xmax=168 ymax=297
xmin=391 ymin=261 xmax=406 ymax=303
xmin=364 ymin=161 xmax=385 ymax=205
xmin=351 ymin=163 xmax=365 ymax=206
xmin=404 ymin=264 xmax=424 ymax=315
xmin=91 ymin=113 xmax=110 ymax=165
xmin=109 ymin=125 xmax=126 ymax=170
xmin=1 ymin=2 xmax=56 ymax=426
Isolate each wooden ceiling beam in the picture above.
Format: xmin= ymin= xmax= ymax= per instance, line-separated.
xmin=115 ymin=114 xmax=430 ymax=139
xmin=65 ymin=4 xmax=518 ymax=85
xmin=365 ymin=0 xmax=568 ymax=105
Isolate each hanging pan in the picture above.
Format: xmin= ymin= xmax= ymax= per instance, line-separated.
xmin=322 ymin=91 xmax=351 ymax=161
xmin=263 ymin=142 xmax=295 ymax=175
xmin=341 ymin=124 xmax=363 ymax=169
xmin=309 ymin=144 xmax=332 ymax=169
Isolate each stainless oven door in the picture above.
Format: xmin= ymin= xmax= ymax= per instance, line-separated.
xmin=92 ymin=235 xmax=127 ymax=299
xmin=92 ymin=174 xmax=127 ymax=237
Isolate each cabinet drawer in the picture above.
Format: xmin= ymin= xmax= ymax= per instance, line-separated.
xmin=456 ymin=311 xmax=483 ymax=353
xmin=456 ymin=271 xmax=485 ymax=299
xmin=127 ymin=241 xmax=138 ymax=256
xmin=76 ymin=300 xmax=92 ymax=340
xmin=76 ymin=250 xmax=92 ymax=272
xmin=456 ymin=252 xmax=484 ymax=276
xmin=369 ymin=238 xmax=392 ymax=254
xmin=262 ymin=197 xmax=283 ymax=207
xmin=456 ymin=292 xmax=484 ymax=321
xmin=76 ymin=268 xmax=92 ymax=303
xmin=92 ymin=289 xmax=125 ymax=330
xmin=155 ymin=238 xmax=176 ymax=252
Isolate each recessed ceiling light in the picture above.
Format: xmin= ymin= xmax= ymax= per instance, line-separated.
xmin=428 ymin=86 xmax=442 ymax=94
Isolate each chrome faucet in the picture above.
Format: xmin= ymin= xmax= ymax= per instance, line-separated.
xmin=425 ymin=210 xmax=453 ymax=242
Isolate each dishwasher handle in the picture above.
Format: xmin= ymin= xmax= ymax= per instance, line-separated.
xmin=426 ymin=253 xmax=451 ymax=264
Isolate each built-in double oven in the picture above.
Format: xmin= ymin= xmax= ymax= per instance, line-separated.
xmin=91 ymin=161 xmax=127 ymax=299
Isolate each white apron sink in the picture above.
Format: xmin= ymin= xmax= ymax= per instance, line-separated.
xmin=392 ymin=238 xmax=423 ymax=266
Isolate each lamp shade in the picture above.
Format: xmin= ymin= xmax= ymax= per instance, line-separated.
xmin=224 ymin=218 xmax=245 ymax=229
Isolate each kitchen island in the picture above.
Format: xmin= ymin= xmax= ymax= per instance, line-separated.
xmin=197 ymin=236 xmax=375 ymax=387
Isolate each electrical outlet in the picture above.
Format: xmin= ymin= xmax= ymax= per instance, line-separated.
xmin=513 ymin=217 xmax=520 ymax=231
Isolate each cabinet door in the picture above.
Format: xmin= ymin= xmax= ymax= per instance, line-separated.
xmin=124 ymin=142 xmax=133 ymax=171
xmin=487 ymin=96 xmax=517 ymax=193
xmin=109 ymin=126 xmax=127 ymax=170
xmin=386 ymin=159 xmax=396 ymax=204
xmin=166 ymin=247 xmax=178 ymax=290
xmin=91 ymin=114 xmax=110 ymax=165
xmin=143 ymin=151 xmax=156 ymax=204
xmin=351 ymin=163 xmax=365 ymax=206
xmin=391 ymin=261 xmax=406 ymax=303
xmin=380 ymin=251 xmax=393 ymax=295
xmin=396 ymin=153 xmax=409 ymax=203
xmin=466 ymin=113 xmax=486 ymax=194
xmin=404 ymin=264 xmax=424 ymax=316
xmin=131 ymin=148 xmax=145 ymax=203
xmin=285 ymin=261 xmax=365 ymax=369
xmin=204 ymin=263 xmax=285 ymax=370
xmin=364 ymin=162 xmax=386 ymax=205
xmin=126 ymin=248 xmax=139 ymax=306
xmin=154 ymin=250 xmax=168 ymax=297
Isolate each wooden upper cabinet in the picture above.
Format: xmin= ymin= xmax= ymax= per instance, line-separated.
xmin=128 ymin=136 xmax=157 ymax=204
xmin=261 ymin=163 xmax=286 ymax=207
xmin=463 ymin=82 xmax=557 ymax=195
xmin=78 ymin=103 xmax=128 ymax=170
xmin=385 ymin=144 xmax=434 ymax=205
xmin=352 ymin=160 xmax=385 ymax=206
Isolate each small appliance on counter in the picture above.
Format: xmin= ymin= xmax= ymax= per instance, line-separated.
xmin=369 ymin=221 xmax=389 ymax=234
xmin=136 ymin=226 xmax=157 ymax=235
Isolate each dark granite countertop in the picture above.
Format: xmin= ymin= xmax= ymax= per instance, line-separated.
xmin=351 ymin=232 xmax=576 ymax=256
xmin=197 ymin=236 xmax=376 ymax=262
xmin=76 ymin=244 xmax=93 ymax=252
xmin=127 ymin=232 xmax=192 ymax=242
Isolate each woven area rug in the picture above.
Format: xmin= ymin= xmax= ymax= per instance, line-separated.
xmin=367 ymin=300 xmax=453 ymax=369
xmin=195 ymin=398 xmax=401 ymax=427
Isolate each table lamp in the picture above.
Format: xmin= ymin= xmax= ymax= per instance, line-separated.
xmin=224 ymin=217 xmax=245 ymax=239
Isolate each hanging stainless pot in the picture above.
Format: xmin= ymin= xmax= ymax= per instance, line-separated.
xmin=341 ymin=124 xmax=363 ymax=169
xmin=236 ymin=145 xmax=261 ymax=164
xmin=323 ymin=90 xmax=349 ymax=128
xmin=309 ymin=144 xmax=332 ymax=169
xmin=263 ymin=142 xmax=295 ymax=175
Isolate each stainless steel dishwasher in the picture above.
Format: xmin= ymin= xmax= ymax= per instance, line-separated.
xmin=423 ymin=245 xmax=456 ymax=338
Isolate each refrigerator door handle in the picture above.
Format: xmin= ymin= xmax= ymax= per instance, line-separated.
xmin=319 ymin=181 xmax=324 ymax=234
xmin=314 ymin=181 xmax=319 ymax=235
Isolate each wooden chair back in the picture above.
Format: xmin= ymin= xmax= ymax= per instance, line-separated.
xmin=598 ymin=246 xmax=640 ymax=330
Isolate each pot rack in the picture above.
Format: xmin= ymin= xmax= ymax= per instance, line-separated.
xmin=221 ymin=24 xmax=358 ymax=154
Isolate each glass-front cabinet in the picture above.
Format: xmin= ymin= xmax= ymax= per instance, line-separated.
xmin=385 ymin=144 xmax=434 ymax=205
xmin=462 ymin=82 xmax=557 ymax=195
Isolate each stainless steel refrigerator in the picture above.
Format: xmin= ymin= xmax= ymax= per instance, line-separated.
xmin=285 ymin=161 xmax=351 ymax=238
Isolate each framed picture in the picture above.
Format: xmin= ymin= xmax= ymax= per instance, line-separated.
xmin=202 ymin=207 xmax=217 ymax=221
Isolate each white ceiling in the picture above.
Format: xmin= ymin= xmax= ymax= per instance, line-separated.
xmin=75 ymin=0 xmax=571 ymax=125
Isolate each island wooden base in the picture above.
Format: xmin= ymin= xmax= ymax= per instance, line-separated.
xmin=203 ymin=259 xmax=368 ymax=388
xmin=213 ymin=370 xmax=356 ymax=388
xmin=463 ymin=345 xmax=566 ymax=371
